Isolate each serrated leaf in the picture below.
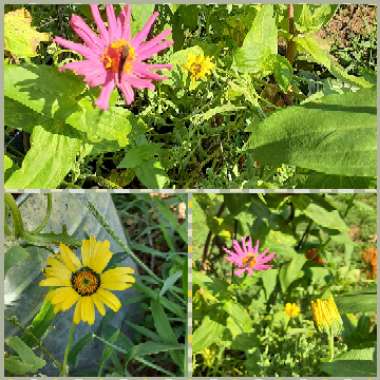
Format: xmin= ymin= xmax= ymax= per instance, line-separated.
xmin=248 ymin=88 xmax=376 ymax=178
xmin=4 ymin=8 xmax=49 ymax=58
xmin=294 ymin=5 xmax=338 ymax=33
xmin=233 ymin=5 xmax=277 ymax=74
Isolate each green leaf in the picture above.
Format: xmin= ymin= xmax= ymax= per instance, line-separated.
xmin=131 ymin=341 xmax=183 ymax=358
xmin=336 ymin=292 xmax=377 ymax=314
xmin=279 ymin=254 xmax=307 ymax=292
xmin=272 ymin=55 xmax=293 ymax=92
xmin=68 ymin=333 xmax=93 ymax=368
xmin=193 ymin=316 xmax=226 ymax=353
xmin=5 ymin=336 xmax=46 ymax=375
xmin=192 ymin=104 xmax=245 ymax=125
xmin=224 ymin=301 xmax=253 ymax=338
xmin=160 ymin=271 xmax=183 ymax=297
xmin=248 ymin=88 xmax=376 ymax=178
xmin=5 ymin=125 xmax=81 ymax=189
xmin=303 ymin=203 xmax=347 ymax=232
xmin=5 ymin=246 xmax=30 ymax=275
xmin=261 ymin=269 xmax=278 ymax=300
xmin=233 ymin=5 xmax=277 ymax=74
xmin=4 ymin=8 xmax=49 ymax=58
xmin=320 ymin=348 xmax=376 ymax=376
xmin=131 ymin=4 xmax=156 ymax=35
xmin=295 ymin=34 xmax=373 ymax=88
xmin=294 ymin=5 xmax=338 ymax=33
xmin=118 ymin=144 xmax=162 ymax=169
xmin=65 ymin=98 xmax=134 ymax=154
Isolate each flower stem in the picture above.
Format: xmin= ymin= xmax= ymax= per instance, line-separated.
xmin=61 ymin=323 xmax=76 ymax=376
xmin=328 ymin=332 xmax=334 ymax=361
xmin=5 ymin=193 xmax=25 ymax=238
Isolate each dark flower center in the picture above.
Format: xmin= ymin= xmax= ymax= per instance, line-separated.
xmin=71 ymin=267 xmax=100 ymax=296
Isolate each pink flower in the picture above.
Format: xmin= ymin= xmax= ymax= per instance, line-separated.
xmin=54 ymin=5 xmax=173 ymax=110
xmin=224 ymin=237 xmax=275 ymax=277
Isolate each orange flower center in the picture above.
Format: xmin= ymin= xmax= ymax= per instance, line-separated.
xmin=101 ymin=39 xmax=135 ymax=74
xmin=71 ymin=267 xmax=100 ymax=296
xmin=242 ymin=253 xmax=256 ymax=268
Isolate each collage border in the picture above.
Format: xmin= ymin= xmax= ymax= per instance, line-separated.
xmin=1 ymin=0 xmax=380 ymax=379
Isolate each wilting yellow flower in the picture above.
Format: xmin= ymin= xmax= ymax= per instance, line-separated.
xmin=311 ymin=295 xmax=343 ymax=336
xmin=284 ymin=302 xmax=301 ymax=318
xmin=184 ymin=53 xmax=215 ymax=84
xmin=39 ymin=236 xmax=135 ymax=325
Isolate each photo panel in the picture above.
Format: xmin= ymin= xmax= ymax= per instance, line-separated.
xmin=4 ymin=3 xmax=377 ymax=190
xmin=4 ymin=192 xmax=188 ymax=377
xmin=192 ymin=193 xmax=377 ymax=377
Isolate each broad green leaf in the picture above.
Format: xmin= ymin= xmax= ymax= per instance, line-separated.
xmin=4 ymin=64 xmax=84 ymax=120
xmin=248 ymin=88 xmax=376 ymax=178
xmin=65 ymin=98 xmax=134 ymax=154
xmin=294 ymin=5 xmax=338 ymax=33
xmin=272 ymin=55 xmax=293 ymax=92
xmin=233 ymin=5 xmax=277 ymax=74
xmin=5 ymin=246 xmax=30 ymax=275
xmin=4 ymin=155 xmax=16 ymax=181
xmin=336 ymin=292 xmax=377 ymax=314
xmin=261 ymin=269 xmax=278 ymax=300
xmin=135 ymin=160 xmax=169 ymax=189
xmin=295 ymin=34 xmax=373 ymax=88
xmin=279 ymin=254 xmax=307 ymax=292
xmin=303 ymin=203 xmax=347 ymax=232
xmin=193 ymin=316 xmax=226 ymax=353
xmin=5 ymin=125 xmax=81 ymax=189
xmin=4 ymin=9 xmax=49 ymax=58
xmin=224 ymin=301 xmax=253 ymax=338
xmin=118 ymin=144 xmax=162 ymax=169
xmin=321 ymin=348 xmax=376 ymax=376
xmin=130 ymin=4 xmax=156 ymax=35
xmin=5 ymin=336 xmax=46 ymax=375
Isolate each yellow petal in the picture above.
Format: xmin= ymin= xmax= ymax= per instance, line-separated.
xmin=101 ymin=267 xmax=135 ymax=285
xmin=92 ymin=292 xmax=106 ymax=316
xmin=81 ymin=236 xmax=112 ymax=273
xmin=96 ymin=288 xmax=121 ymax=312
xmin=60 ymin=289 xmax=80 ymax=311
xmin=45 ymin=256 xmax=72 ymax=280
xmin=81 ymin=296 xmax=95 ymax=325
xmin=59 ymin=244 xmax=81 ymax=272
xmin=73 ymin=297 xmax=83 ymax=324
xmin=39 ymin=277 xmax=70 ymax=287
xmin=100 ymin=282 xmax=133 ymax=291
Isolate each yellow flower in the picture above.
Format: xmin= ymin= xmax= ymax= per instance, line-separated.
xmin=39 ymin=236 xmax=135 ymax=325
xmin=184 ymin=53 xmax=215 ymax=84
xmin=311 ymin=295 xmax=343 ymax=336
xmin=284 ymin=302 xmax=300 ymax=318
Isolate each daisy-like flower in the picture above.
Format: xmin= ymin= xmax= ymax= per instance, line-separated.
xmin=54 ymin=5 xmax=173 ymax=110
xmin=224 ymin=237 xmax=275 ymax=277
xmin=39 ymin=236 xmax=135 ymax=325
xmin=184 ymin=53 xmax=215 ymax=85
xmin=311 ymin=295 xmax=343 ymax=336
xmin=284 ymin=302 xmax=301 ymax=318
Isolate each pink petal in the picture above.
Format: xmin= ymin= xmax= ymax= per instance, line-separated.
xmin=60 ymin=60 xmax=107 ymax=87
xmin=234 ymin=268 xmax=246 ymax=277
xmin=118 ymin=80 xmax=135 ymax=105
xmin=119 ymin=5 xmax=132 ymax=41
xmin=241 ymin=237 xmax=249 ymax=254
xmin=69 ymin=15 xmax=104 ymax=51
xmin=132 ymin=11 xmax=159 ymax=46
xmin=257 ymin=253 xmax=276 ymax=265
xmin=54 ymin=36 xmax=98 ymax=60
xmin=232 ymin=240 xmax=244 ymax=256
xmin=95 ymin=77 xmax=115 ymax=110
xmin=90 ymin=5 xmax=109 ymax=44
xmin=106 ymin=4 xmax=120 ymax=41
xmin=127 ymin=76 xmax=155 ymax=90
xmin=133 ymin=63 xmax=167 ymax=80
xmin=254 ymin=264 xmax=272 ymax=271
xmin=137 ymin=28 xmax=172 ymax=55
xmin=137 ymin=40 xmax=173 ymax=61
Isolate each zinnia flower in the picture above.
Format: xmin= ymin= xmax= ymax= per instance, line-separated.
xmin=184 ymin=53 xmax=215 ymax=85
xmin=284 ymin=302 xmax=301 ymax=318
xmin=311 ymin=295 xmax=343 ymax=336
xmin=39 ymin=236 xmax=135 ymax=325
xmin=54 ymin=5 xmax=173 ymax=110
xmin=224 ymin=237 xmax=275 ymax=277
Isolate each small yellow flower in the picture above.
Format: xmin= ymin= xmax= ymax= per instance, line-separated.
xmin=184 ymin=53 xmax=215 ymax=84
xmin=39 ymin=236 xmax=135 ymax=325
xmin=284 ymin=302 xmax=301 ymax=318
xmin=311 ymin=295 xmax=343 ymax=336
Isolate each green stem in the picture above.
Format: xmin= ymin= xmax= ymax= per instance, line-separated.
xmin=5 ymin=193 xmax=25 ymax=238
xmin=328 ymin=332 xmax=334 ymax=361
xmin=31 ymin=193 xmax=53 ymax=234
xmin=61 ymin=323 xmax=76 ymax=376
xmin=87 ymin=201 xmax=161 ymax=283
